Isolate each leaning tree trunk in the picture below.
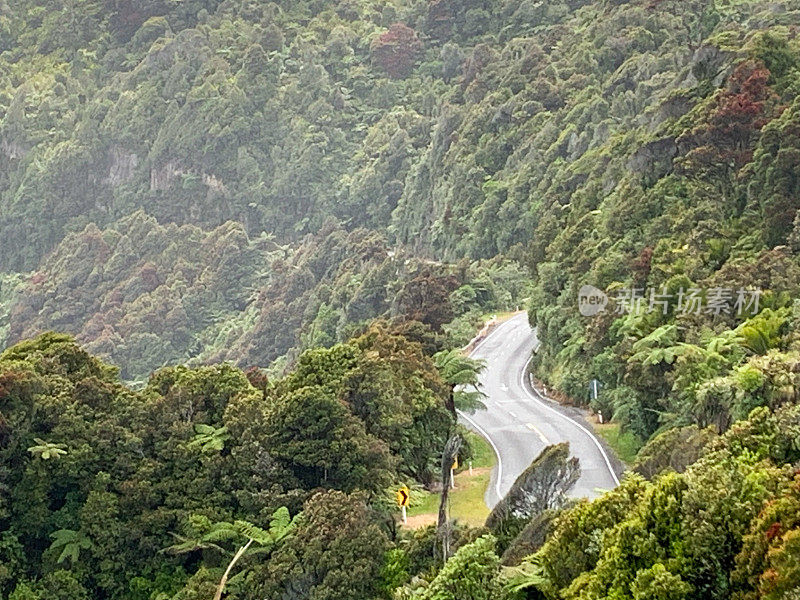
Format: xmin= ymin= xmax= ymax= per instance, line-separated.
xmin=445 ymin=384 xmax=456 ymax=417
xmin=436 ymin=434 xmax=462 ymax=562
xmin=214 ymin=538 xmax=253 ymax=600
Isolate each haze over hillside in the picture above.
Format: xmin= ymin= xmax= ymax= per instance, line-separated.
xmin=1 ymin=0 xmax=799 ymax=386
xmin=2 ymin=0 xmax=800 ymax=598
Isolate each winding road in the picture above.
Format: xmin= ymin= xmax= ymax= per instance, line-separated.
xmin=458 ymin=312 xmax=622 ymax=508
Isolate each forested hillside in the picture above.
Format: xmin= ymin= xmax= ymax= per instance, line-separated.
xmin=6 ymin=211 xmax=527 ymax=379
xmin=0 ymin=0 xmax=535 ymax=378
xmin=3 ymin=333 xmax=800 ymax=599
xmin=2 ymin=0 xmax=799 ymax=388
xmin=3 ymin=0 xmax=800 ymax=598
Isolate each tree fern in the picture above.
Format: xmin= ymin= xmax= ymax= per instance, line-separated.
xmin=49 ymin=529 xmax=93 ymax=565
xmin=27 ymin=438 xmax=67 ymax=460
xmin=187 ymin=424 xmax=230 ymax=453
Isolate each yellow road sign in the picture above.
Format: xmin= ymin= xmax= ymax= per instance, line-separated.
xmin=396 ymin=486 xmax=410 ymax=507
xmin=452 ymin=457 xmax=458 ymax=470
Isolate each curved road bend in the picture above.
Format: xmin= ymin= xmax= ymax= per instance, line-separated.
xmin=458 ymin=312 xmax=621 ymax=509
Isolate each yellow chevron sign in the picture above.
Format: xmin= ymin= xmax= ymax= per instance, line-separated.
xmin=396 ymin=485 xmax=410 ymax=507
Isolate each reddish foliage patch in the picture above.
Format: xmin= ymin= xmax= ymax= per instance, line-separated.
xmin=678 ymin=61 xmax=777 ymax=180
xmin=0 ymin=371 xmax=25 ymax=399
xmin=371 ymin=23 xmax=423 ymax=79
xmin=708 ymin=62 xmax=773 ymax=156
xmin=244 ymin=366 xmax=269 ymax=392
xmin=765 ymin=521 xmax=783 ymax=541
xmin=631 ymin=246 xmax=653 ymax=284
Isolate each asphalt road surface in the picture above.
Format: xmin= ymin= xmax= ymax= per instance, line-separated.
xmin=458 ymin=312 xmax=622 ymax=508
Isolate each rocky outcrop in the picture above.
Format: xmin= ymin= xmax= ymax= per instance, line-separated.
xmin=104 ymin=147 xmax=139 ymax=186
xmin=150 ymin=161 xmax=182 ymax=191
xmin=150 ymin=160 xmax=227 ymax=193
xmin=1 ymin=138 xmax=26 ymax=160
xmin=627 ymin=137 xmax=678 ymax=183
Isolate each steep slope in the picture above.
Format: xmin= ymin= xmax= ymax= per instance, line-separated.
xmin=2 ymin=0 xmax=800 ymax=410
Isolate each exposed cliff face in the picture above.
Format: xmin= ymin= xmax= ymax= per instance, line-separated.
xmin=103 ymin=146 xmax=138 ymax=186
xmin=149 ymin=161 xmax=227 ymax=193
xmin=149 ymin=160 xmax=181 ymax=191
xmin=1 ymin=138 xmax=25 ymax=160
xmin=627 ymin=137 xmax=678 ymax=183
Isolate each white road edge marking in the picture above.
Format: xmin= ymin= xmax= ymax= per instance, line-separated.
xmin=457 ymin=313 xmax=525 ymax=503
xmin=458 ymin=410 xmax=503 ymax=502
xmin=459 ymin=312 xmax=621 ymax=502
xmin=519 ymin=355 xmax=621 ymax=487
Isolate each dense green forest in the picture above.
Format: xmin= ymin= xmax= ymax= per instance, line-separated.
xmin=6 ymin=211 xmax=528 ymax=379
xmin=3 ymin=0 xmax=800 ymax=597
xmin=0 ymin=328 xmax=460 ymax=598
xmin=3 ymin=331 xmax=800 ymax=599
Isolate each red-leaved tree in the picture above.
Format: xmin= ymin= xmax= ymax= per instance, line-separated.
xmin=370 ymin=23 xmax=423 ymax=79
xmin=677 ymin=61 xmax=776 ymax=192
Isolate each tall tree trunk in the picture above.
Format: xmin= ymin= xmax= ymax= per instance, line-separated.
xmin=436 ymin=434 xmax=462 ymax=562
xmin=214 ymin=538 xmax=253 ymax=600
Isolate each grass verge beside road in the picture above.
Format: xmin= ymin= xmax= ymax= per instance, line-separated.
xmin=404 ymin=431 xmax=496 ymax=528
xmin=592 ymin=421 xmax=641 ymax=465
